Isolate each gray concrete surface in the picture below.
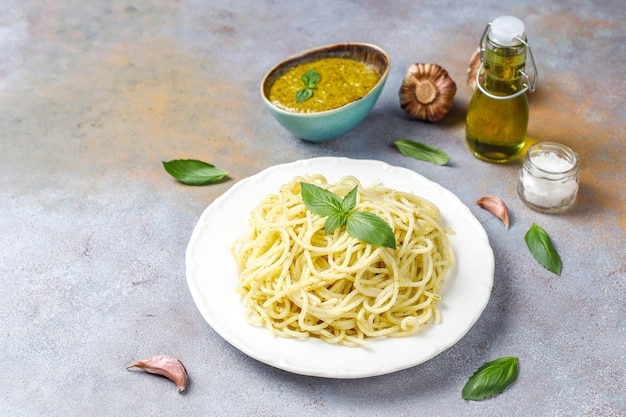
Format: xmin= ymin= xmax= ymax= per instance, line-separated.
xmin=1 ymin=1 xmax=624 ymax=416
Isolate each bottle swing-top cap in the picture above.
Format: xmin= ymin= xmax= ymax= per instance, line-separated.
xmin=476 ymin=15 xmax=538 ymax=98
xmin=489 ymin=15 xmax=525 ymax=46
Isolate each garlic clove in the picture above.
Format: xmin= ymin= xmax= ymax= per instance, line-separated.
xmin=466 ymin=47 xmax=483 ymax=91
xmin=399 ymin=63 xmax=457 ymax=122
xmin=128 ymin=355 xmax=188 ymax=393
xmin=477 ymin=196 xmax=510 ymax=229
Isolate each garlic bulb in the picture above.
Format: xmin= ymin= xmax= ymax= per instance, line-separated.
xmin=399 ymin=63 xmax=457 ymax=122
xmin=467 ymin=48 xmax=483 ymax=90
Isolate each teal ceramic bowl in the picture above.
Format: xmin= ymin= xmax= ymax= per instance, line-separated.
xmin=260 ymin=43 xmax=390 ymax=142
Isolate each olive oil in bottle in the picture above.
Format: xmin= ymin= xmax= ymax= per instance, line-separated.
xmin=466 ymin=16 xmax=537 ymax=163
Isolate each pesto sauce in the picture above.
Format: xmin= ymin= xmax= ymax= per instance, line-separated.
xmin=269 ymin=58 xmax=380 ymax=113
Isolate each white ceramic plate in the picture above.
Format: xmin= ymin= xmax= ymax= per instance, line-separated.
xmin=186 ymin=157 xmax=494 ymax=378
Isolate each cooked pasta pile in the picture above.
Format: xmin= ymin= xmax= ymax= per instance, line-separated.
xmin=231 ymin=175 xmax=455 ymax=346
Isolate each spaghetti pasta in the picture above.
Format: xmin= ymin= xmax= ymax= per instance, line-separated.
xmin=231 ymin=175 xmax=455 ymax=346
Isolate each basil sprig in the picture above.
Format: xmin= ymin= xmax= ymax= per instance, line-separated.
xmin=300 ymin=182 xmax=396 ymax=249
xmin=296 ymin=69 xmax=321 ymax=103
xmin=162 ymin=159 xmax=228 ymax=186
xmin=525 ymin=223 xmax=562 ymax=275
xmin=394 ymin=139 xmax=450 ymax=166
xmin=462 ymin=356 xmax=519 ymax=401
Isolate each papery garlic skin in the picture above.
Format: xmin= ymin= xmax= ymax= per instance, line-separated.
xmin=128 ymin=355 xmax=188 ymax=393
xmin=477 ymin=196 xmax=510 ymax=229
xmin=466 ymin=48 xmax=483 ymax=91
xmin=399 ymin=63 xmax=457 ymax=122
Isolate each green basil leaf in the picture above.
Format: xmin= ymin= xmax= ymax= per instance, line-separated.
xmin=394 ymin=139 xmax=450 ymax=166
xmin=325 ymin=212 xmax=347 ymax=235
xmin=300 ymin=182 xmax=343 ymax=216
xmin=345 ymin=212 xmax=396 ymax=249
xmin=341 ymin=186 xmax=358 ymax=212
xmin=296 ymin=69 xmax=320 ymax=103
xmin=301 ymin=68 xmax=320 ymax=88
xmin=300 ymin=183 xmax=396 ymax=249
xmin=525 ymin=223 xmax=562 ymax=275
xmin=462 ymin=356 xmax=519 ymax=401
xmin=296 ymin=88 xmax=313 ymax=103
xmin=162 ymin=159 xmax=228 ymax=186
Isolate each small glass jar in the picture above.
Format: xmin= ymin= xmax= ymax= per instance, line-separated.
xmin=517 ymin=141 xmax=580 ymax=213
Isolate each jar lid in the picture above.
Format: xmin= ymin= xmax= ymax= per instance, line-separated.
xmin=489 ymin=16 xmax=525 ymax=46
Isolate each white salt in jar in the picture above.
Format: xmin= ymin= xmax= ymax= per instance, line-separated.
xmin=517 ymin=142 xmax=580 ymax=213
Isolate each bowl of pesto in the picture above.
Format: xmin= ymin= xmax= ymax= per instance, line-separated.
xmin=261 ymin=43 xmax=390 ymax=142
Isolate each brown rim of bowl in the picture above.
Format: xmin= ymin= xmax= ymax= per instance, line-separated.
xmin=260 ymin=43 xmax=390 ymax=115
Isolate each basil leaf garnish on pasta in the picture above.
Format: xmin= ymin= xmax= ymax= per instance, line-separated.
xmin=300 ymin=182 xmax=344 ymax=216
xmin=162 ymin=159 xmax=228 ymax=186
xmin=341 ymin=186 xmax=358 ymax=212
xmin=346 ymin=212 xmax=396 ymax=249
xmin=394 ymin=139 xmax=450 ymax=166
xmin=525 ymin=223 xmax=562 ymax=275
xmin=325 ymin=212 xmax=348 ymax=235
xmin=462 ymin=356 xmax=519 ymax=401
xmin=300 ymin=182 xmax=396 ymax=249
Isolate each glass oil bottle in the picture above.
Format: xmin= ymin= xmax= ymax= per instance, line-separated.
xmin=466 ymin=16 xmax=538 ymax=163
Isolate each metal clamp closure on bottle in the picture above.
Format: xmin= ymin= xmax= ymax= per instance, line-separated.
xmin=477 ymin=23 xmax=538 ymax=100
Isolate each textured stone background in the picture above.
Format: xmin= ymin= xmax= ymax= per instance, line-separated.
xmin=1 ymin=1 xmax=624 ymax=416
